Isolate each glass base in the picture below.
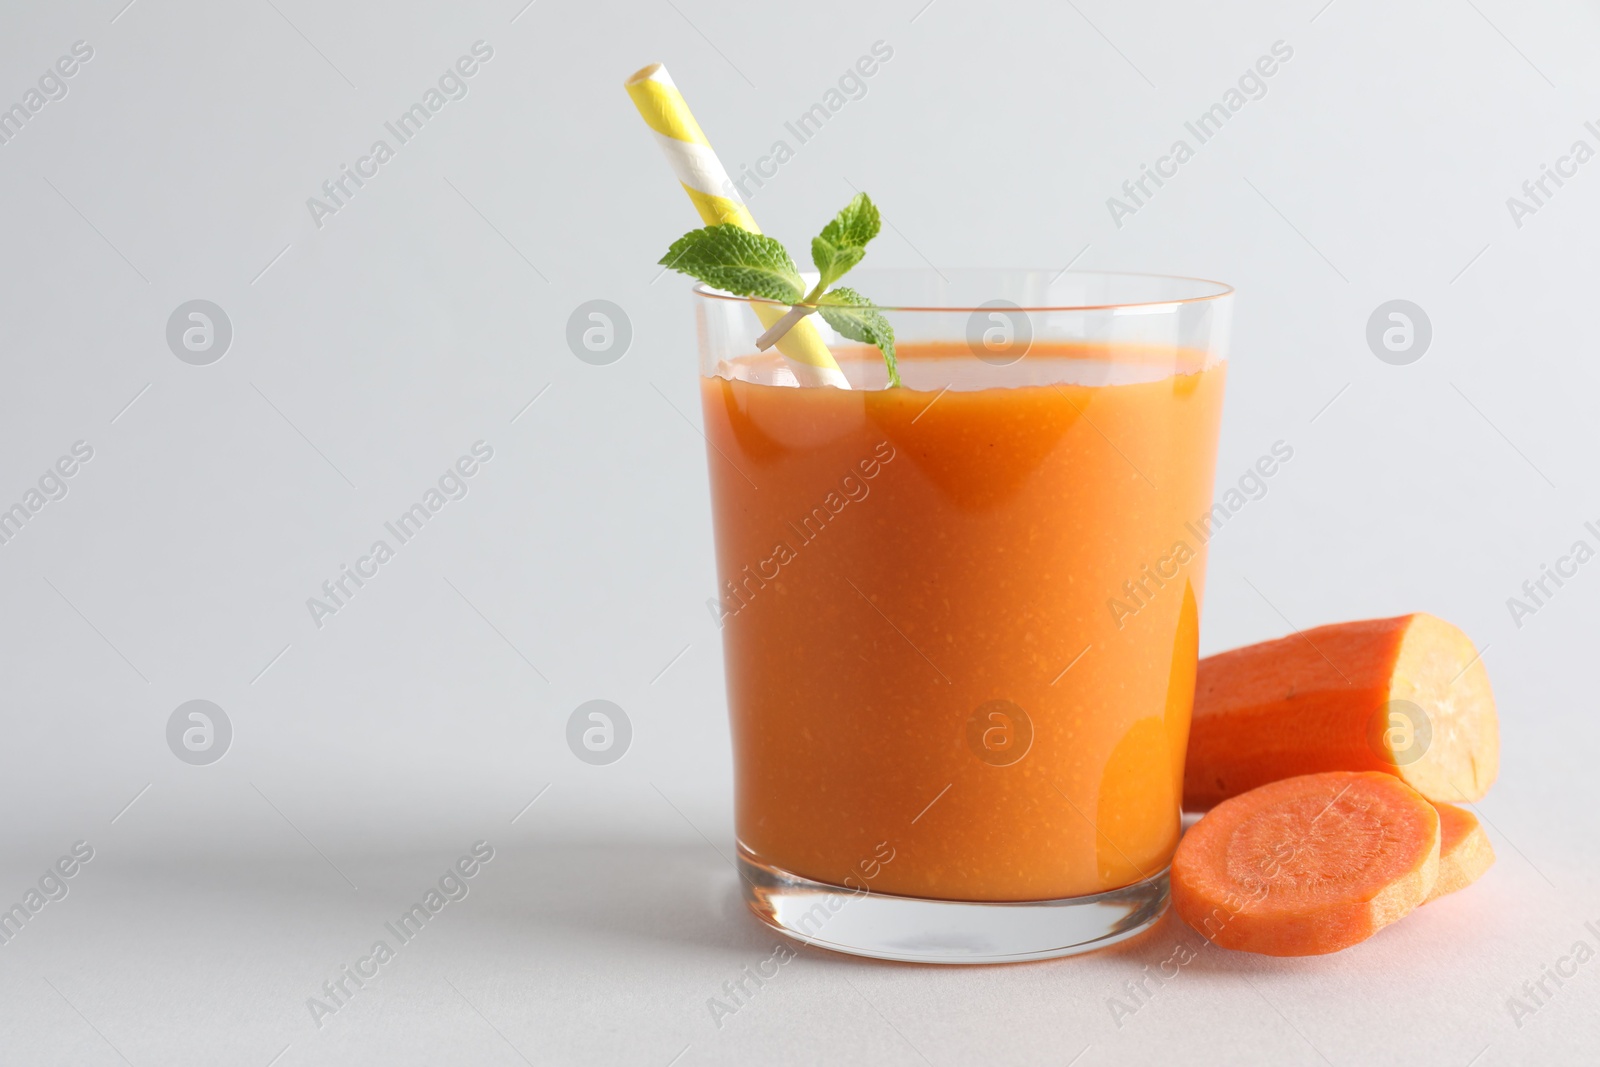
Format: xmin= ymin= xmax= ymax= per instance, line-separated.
xmin=738 ymin=847 xmax=1169 ymax=965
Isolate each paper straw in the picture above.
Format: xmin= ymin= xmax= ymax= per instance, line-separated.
xmin=625 ymin=64 xmax=850 ymax=389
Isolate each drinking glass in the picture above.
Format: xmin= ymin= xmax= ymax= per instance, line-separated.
xmin=694 ymin=270 xmax=1232 ymax=962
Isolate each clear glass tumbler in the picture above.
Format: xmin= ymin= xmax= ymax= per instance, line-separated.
xmin=693 ymin=270 xmax=1233 ymax=963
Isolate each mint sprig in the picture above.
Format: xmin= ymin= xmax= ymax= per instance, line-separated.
xmin=816 ymin=287 xmax=897 ymax=386
xmin=811 ymin=193 xmax=879 ymax=289
xmin=658 ymin=192 xmax=899 ymax=387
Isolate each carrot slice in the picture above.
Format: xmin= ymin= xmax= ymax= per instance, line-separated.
xmin=1425 ymin=802 xmax=1495 ymax=902
xmin=1185 ymin=613 xmax=1498 ymax=810
xmin=1171 ymin=771 xmax=1440 ymax=956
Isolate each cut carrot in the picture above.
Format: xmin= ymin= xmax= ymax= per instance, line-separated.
xmin=1171 ymin=771 xmax=1440 ymax=956
xmin=1185 ymin=613 xmax=1498 ymax=810
xmin=1425 ymin=802 xmax=1495 ymax=902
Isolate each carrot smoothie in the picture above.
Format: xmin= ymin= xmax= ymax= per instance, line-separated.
xmin=703 ymin=341 xmax=1226 ymax=902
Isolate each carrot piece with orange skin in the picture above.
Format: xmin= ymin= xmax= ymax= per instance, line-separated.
xmin=1185 ymin=613 xmax=1498 ymax=811
xmin=1425 ymin=802 xmax=1495 ymax=902
xmin=1171 ymin=771 xmax=1440 ymax=956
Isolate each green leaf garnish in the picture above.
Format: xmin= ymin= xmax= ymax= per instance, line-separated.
xmin=817 ymin=287 xmax=899 ymax=388
xmin=658 ymin=193 xmax=898 ymax=387
xmin=811 ymin=192 xmax=881 ymax=289
xmin=658 ymin=226 xmax=805 ymax=303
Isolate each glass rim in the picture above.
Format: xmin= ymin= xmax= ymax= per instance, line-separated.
xmin=691 ymin=269 xmax=1234 ymax=314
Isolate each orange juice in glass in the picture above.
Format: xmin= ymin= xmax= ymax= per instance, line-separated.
xmin=695 ymin=270 xmax=1232 ymax=962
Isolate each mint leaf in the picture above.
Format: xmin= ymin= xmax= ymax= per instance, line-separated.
xmin=811 ymin=192 xmax=881 ymax=289
xmin=818 ymin=287 xmax=899 ymax=387
xmin=657 ymin=197 xmax=902 ymax=388
xmin=660 ymin=225 xmax=805 ymax=303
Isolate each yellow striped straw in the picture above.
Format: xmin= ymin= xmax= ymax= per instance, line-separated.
xmin=625 ymin=63 xmax=849 ymax=389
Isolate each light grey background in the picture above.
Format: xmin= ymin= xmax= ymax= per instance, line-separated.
xmin=2 ymin=0 xmax=1597 ymax=1063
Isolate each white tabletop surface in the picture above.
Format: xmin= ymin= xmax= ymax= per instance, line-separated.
xmin=3 ymin=0 xmax=1599 ymax=1063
